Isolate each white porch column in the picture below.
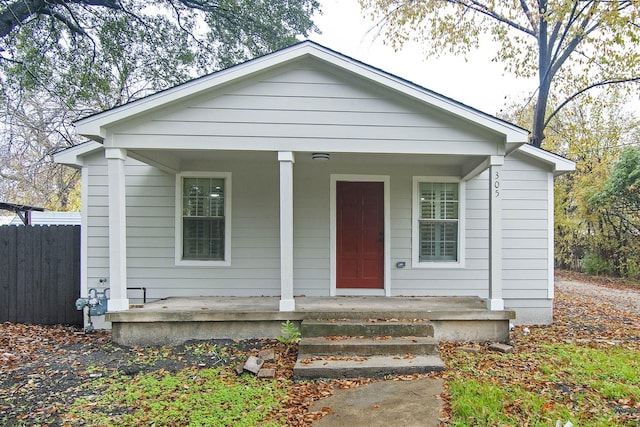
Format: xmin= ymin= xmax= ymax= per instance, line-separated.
xmin=278 ymin=151 xmax=295 ymax=311
xmin=105 ymin=148 xmax=129 ymax=311
xmin=488 ymin=155 xmax=504 ymax=310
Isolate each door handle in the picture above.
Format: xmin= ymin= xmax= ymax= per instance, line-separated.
xmin=378 ymin=232 xmax=384 ymax=243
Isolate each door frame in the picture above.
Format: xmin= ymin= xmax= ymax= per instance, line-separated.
xmin=330 ymin=174 xmax=391 ymax=296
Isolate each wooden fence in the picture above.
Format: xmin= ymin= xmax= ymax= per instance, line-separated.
xmin=0 ymin=225 xmax=82 ymax=325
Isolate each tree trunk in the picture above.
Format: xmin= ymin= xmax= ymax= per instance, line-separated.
xmin=0 ymin=0 xmax=123 ymax=38
xmin=531 ymin=80 xmax=551 ymax=148
xmin=531 ymin=0 xmax=550 ymax=148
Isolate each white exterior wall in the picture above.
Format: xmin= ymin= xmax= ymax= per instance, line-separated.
xmin=501 ymin=152 xmax=553 ymax=324
xmin=82 ymin=62 xmax=553 ymax=324
xmin=110 ymin=64 xmax=502 ymax=155
xmin=292 ymin=161 xmax=488 ymax=296
xmin=85 ymin=151 xmax=282 ymax=302
xmin=85 ymin=151 xmax=552 ymax=305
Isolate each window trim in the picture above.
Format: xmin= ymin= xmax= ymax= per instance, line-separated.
xmin=412 ymin=176 xmax=465 ymax=269
xmin=175 ymin=172 xmax=231 ymax=267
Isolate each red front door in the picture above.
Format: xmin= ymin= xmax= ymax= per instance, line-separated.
xmin=337 ymin=181 xmax=384 ymax=289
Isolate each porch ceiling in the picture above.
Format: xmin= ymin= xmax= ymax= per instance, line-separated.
xmin=128 ymin=148 xmax=485 ymax=176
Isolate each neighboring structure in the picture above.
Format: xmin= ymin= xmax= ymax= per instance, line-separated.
xmin=0 ymin=202 xmax=45 ymax=225
xmin=6 ymin=211 xmax=81 ymax=226
xmin=55 ymin=41 xmax=574 ymax=326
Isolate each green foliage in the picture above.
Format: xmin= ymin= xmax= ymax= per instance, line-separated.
xmin=528 ymin=91 xmax=640 ymax=279
xmin=582 ymin=252 xmax=612 ymax=276
xmin=601 ymin=146 xmax=640 ymax=200
xmin=591 ymin=146 xmax=640 ymax=227
xmin=0 ymin=0 xmax=320 ymax=209
xmin=67 ymin=367 xmax=288 ymax=426
xmin=579 ymin=146 xmax=640 ymax=278
xmin=1 ymin=0 xmax=321 ymax=101
xmin=277 ymin=320 xmax=301 ymax=344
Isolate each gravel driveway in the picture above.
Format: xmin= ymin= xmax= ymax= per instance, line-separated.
xmin=556 ymin=278 xmax=640 ymax=316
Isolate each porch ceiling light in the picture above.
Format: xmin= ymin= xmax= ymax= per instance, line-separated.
xmin=311 ymin=152 xmax=330 ymax=161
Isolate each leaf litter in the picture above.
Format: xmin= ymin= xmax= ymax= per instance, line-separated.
xmin=1 ymin=271 xmax=639 ymax=426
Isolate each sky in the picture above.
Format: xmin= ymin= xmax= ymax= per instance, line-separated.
xmin=309 ymin=0 xmax=537 ymax=117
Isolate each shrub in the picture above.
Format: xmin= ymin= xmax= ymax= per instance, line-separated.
xmin=582 ymin=252 xmax=612 ymax=276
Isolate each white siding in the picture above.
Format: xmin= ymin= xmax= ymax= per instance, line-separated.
xmin=85 ymin=150 xmax=554 ymax=322
xmin=85 ymin=152 xmax=282 ymax=300
xmin=110 ymin=64 xmax=503 ymax=155
xmin=82 ymin=63 xmax=555 ymax=324
xmin=292 ymin=162 xmax=488 ymax=297
xmin=501 ymin=152 xmax=551 ymax=302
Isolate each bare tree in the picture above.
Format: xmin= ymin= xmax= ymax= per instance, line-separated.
xmin=360 ymin=0 xmax=640 ymax=147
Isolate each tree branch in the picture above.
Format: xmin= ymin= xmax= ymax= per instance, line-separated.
xmin=548 ymin=2 xmax=599 ymax=79
xmin=519 ymin=0 xmax=537 ymax=33
xmin=39 ymin=6 xmax=85 ymax=35
xmin=453 ymin=0 xmax=536 ymax=36
xmin=0 ymin=0 xmax=122 ymax=38
xmin=545 ymin=76 xmax=640 ymax=128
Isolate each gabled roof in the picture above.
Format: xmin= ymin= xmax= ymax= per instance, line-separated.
xmin=53 ymin=141 xmax=103 ymax=168
xmin=75 ymin=40 xmax=529 ymax=148
xmin=517 ymin=144 xmax=576 ymax=176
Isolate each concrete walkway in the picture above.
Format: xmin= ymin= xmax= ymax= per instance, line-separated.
xmin=310 ymin=378 xmax=444 ymax=427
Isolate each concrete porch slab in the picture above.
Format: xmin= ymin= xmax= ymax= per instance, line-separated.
xmin=106 ymin=296 xmax=515 ymax=346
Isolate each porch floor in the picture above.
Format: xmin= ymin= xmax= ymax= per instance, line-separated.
xmin=106 ymin=296 xmax=515 ymax=346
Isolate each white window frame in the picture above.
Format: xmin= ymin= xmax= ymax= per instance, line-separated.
xmin=175 ymin=172 xmax=231 ymax=267
xmin=412 ymin=176 xmax=465 ymax=269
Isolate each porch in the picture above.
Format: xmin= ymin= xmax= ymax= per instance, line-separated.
xmin=106 ymin=295 xmax=515 ymax=347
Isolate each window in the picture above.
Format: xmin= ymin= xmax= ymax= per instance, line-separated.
xmin=412 ymin=177 xmax=464 ymax=267
xmin=176 ymin=173 xmax=231 ymax=265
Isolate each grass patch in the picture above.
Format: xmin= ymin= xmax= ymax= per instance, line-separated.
xmin=65 ymin=367 xmax=288 ymax=426
xmin=445 ymin=343 xmax=640 ymax=426
xmin=540 ymin=344 xmax=640 ymax=401
xmin=449 ymin=379 xmax=577 ymax=427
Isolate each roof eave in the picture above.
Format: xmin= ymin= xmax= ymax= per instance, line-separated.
xmin=517 ymin=144 xmax=576 ymax=176
xmin=53 ymin=141 xmax=104 ymax=168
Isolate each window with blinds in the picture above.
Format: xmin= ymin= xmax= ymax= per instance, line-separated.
xmin=418 ymin=182 xmax=459 ymax=261
xmin=182 ymin=177 xmax=225 ymax=260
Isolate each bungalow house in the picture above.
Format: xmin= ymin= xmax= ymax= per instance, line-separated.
xmin=55 ymin=41 xmax=574 ymax=341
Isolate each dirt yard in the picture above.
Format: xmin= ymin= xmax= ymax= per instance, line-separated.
xmin=556 ymin=273 xmax=640 ymax=316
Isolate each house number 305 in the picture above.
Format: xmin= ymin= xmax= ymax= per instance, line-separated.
xmin=494 ymin=171 xmax=501 ymax=198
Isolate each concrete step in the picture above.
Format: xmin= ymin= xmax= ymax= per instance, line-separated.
xmin=293 ymin=354 xmax=445 ymax=380
xmin=298 ymin=336 xmax=439 ymax=356
xmin=301 ymin=319 xmax=435 ymax=338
